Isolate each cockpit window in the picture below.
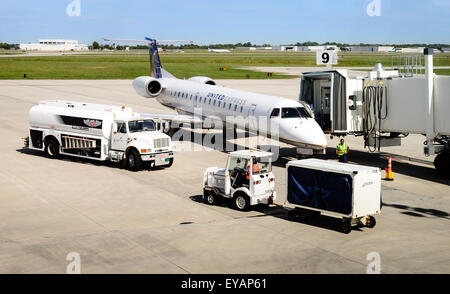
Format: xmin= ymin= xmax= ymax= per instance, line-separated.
xmin=297 ymin=107 xmax=312 ymax=118
xmin=281 ymin=108 xmax=300 ymax=118
xmin=281 ymin=107 xmax=311 ymax=118
xmin=128 ymin=120 xmax=155 ymax=133
xmin=270 ymin=108 xmax=280 ymax=118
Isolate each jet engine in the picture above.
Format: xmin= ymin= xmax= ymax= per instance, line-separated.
xmin=132 ymin=76 xmax=163 ymax=98
xmin=188 ymin=76 xmax=216 ymax=86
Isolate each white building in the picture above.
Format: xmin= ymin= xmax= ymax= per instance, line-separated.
xmin=19 ymin=39 xmax=89 ymax=51
xmin=348 ymin=46 xmax=395 ymax=52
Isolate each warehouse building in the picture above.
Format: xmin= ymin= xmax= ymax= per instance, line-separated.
xmin=19 ymin=39 xmax=89 ymax=51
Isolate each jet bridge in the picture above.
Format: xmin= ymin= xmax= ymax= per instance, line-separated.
xmin=299 ymin=49 xmax=450 ymax=174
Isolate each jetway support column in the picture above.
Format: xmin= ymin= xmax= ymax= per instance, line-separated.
xmin=424 ymin=48 xmax=436 ymax=156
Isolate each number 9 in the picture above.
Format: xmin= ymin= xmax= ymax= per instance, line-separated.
xmin=322 ymin=52 xmax=330 ymax=64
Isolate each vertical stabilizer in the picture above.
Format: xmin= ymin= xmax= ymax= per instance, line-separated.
xmin=146 ymin=37 xmax=163 ymax=79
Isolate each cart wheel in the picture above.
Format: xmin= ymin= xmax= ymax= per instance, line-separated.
xmin=204 ymin=191 xmax=216 ymax=206
xmin=287 ymin=210 xmax=297 ymax=221
xmin=340 ymin=219 xmax=352 ymax=234
xmin=366 ymin=216 xmax=376 ymax=228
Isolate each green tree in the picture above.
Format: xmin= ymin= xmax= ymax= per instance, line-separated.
xmin=92 ymin=41 xmax=100 ymax=50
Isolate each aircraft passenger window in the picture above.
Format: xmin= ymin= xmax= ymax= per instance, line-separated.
xmin=270 ymin=108 xmax=280 ymax=118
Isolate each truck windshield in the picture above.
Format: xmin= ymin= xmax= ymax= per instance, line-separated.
xmin=128 ymin=120 xmax=156 ymax=133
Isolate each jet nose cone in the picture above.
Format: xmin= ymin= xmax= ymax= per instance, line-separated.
xmin=280 ymin=118 xmax=327 ymax=149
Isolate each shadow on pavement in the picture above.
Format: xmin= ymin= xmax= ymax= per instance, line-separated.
xmin=15 ymin=148 xmax=168 ymax=172
xmin=189 ymin=194 xmax=369 ymax=234
xmin=324 ymin=147 xmax=450 ymax=185
xmin=383 ymin=202 xmax=449 ymax=220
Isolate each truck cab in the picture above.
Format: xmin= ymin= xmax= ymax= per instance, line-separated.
xmin=110 ymin=118 xmax=175 ymax=171
xmin=203 ymin=150 xmax=276 ymax=211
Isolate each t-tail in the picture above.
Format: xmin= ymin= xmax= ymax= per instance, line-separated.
xmin=145 ymin=37 xmax=163 ymax=79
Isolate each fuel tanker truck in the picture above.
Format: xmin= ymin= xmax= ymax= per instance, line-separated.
xmin=24 ymin=100 xmax=175 ymax=171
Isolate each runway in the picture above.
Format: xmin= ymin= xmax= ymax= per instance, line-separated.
xmin=0 ymin=79 xmax=448 ymax=273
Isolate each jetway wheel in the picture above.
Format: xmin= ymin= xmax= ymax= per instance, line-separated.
xmin=434 ymin=152 xmax=450 ymax=175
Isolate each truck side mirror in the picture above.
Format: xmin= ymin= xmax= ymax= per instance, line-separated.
xmin=113 ymin=124 xmax=118 ymax=133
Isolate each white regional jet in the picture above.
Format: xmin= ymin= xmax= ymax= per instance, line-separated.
xmin=111 ymin=37 xmax=327 ymax=155
xmin=207 ymin=48 xmax=232 ymax=53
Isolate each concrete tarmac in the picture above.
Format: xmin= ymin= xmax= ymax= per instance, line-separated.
xmin=0 ymin=79 xmax=448 ymax=273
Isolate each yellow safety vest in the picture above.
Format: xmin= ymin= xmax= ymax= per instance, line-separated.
xmin=337 ymin=143 xmax=348 ymax=156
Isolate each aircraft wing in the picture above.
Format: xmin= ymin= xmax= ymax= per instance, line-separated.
xmin=136 ymin=113 xmax=204 ymax=125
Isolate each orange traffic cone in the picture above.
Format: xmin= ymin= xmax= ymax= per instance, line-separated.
xmin=385 ymin=157 xmax=394 ymax=181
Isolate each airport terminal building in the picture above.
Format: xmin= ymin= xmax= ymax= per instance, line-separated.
xmin=19 ymin=39 xmax=89 ymax=51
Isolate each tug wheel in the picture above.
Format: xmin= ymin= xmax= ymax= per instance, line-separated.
xmin=234 ymin=194 xmax=250 ymax=211
xmin=203 ymin=190 xmax=216 ymax=205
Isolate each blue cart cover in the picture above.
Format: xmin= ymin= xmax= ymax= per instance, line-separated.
xmin=287 ymin=166 xmax=353 ymax=215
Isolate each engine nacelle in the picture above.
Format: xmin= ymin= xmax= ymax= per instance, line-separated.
xmin=188 ymin=76 xmax=216 ymax=86
xmin=132 ymin=76 xmax=163 ymax=98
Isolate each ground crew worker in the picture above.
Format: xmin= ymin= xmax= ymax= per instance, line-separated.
xmin=336 ymin=138 xmax=349 ymax=163
xmin=245 ymin=161 xmax=260 ymax=180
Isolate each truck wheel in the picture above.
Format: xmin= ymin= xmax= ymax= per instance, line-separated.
xmin=366 ymin=216 xmax=376 ymax=228
xmin=45 ymin=138 xmax=60 ymax=159
xmin=340 ymin=219 xmax=352 ymax=234
xmin=234 ymin=194 xmax=250 ymax=211
xmin=126 ymin=149 xmax=142 ymax=171
xmin=203 ymin=190 xmax=216 ymax=205
xmin=434 ymin=152 xmax=450 ymax=175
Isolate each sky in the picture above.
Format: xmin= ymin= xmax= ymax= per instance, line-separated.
xmin=0 ymin=0 xmax=449 ymax=45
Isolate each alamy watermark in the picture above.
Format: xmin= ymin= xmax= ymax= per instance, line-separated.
xmin=66 ymin=252 xmax=81 ymax=274
xmin=366 ymin=0 xmax=381 ymax=17
xmin=66 ymin=0 xmax=81 ymax=17
xmin=157 ymin=108 xmax=281 ymax=159
xmin=366 ymin=252 xmax=381 ymax=274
